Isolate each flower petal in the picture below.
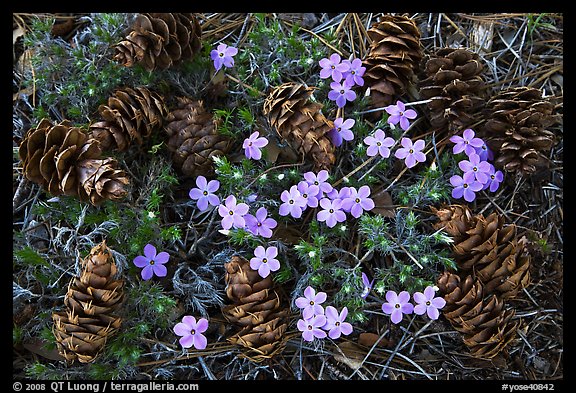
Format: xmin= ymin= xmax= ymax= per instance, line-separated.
xmin=195 ymin=318 xmax=209 ymax=333
xmin=173 ymin=322 xmax=191 ymax=337
xmin=195 ymin=175 xmax=207 ymax=189
xmin=143 ymin=244 xmax=157 ymax=259
xmin=192 ymin=333 xmax=207 ymax=350
xmin=179 ymin=334 xmax=194 ymax=348
xmin=154 ymin=251 xmax=170 ymax=264
xmin=427 ymin=306 xmax=440 ymax=320
xmin=153 ymin=263 xmax=167 ymax=277
xmin=141 ymin=265 xmax=154 ymax=280
xmin=133 ymin=255 xmax=149 ymax=268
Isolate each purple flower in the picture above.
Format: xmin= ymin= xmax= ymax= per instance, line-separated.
xmin=394 ymin=138 xmax=427 ymax=168
xmin=243 ymin=131 xmax=268 ymax=160
xmin=303 ymin=170 xmax=333 ymax=198
xmin=328 ymin=117 xmax=355 ymax=147
xmin=449 ymin=128 xmax=485 ymax=156
xmin=458 ymin=152 xmax=492 ymax=184
xmin=317 ymin=198 xmax=346 ymax=228
xmin=297 ymin=181 xmax=320 ymax=209
xmin=360 ymin=272 xmax=374 ymax=299
xmin=385 ymin=101 xmax=418 ymax=131
xmin=173 ymin=316 xmax=208 ymax=350
xmin=295 ymin=286 xmax=327 ymax=320
xmin=342 ymin=58 xmax=365 ymax=87
xmin=326 ymin=187 xmax=351 ymax=208
xmin=364 ymin=129 xmax=395 ymax=158
xmin=249 ymin=245 xmax=280 ymax=278
xmin=218 ymin=195 xmax=249 ymax=230
xmin=188 ymin=176 xmax=220 ymax=212
xmin=319 ymin=53 xmax=350 ymax=82
xmin=244 ymin=207 xmax=277 ymax=238
xmin=297 ymin=314 xmax=327 ymax=342
xmin=210 ymin=43 xmax=238 ymax=71
xmin=133 ymin=244 xmax=169 ymax=280
xmin=328 ymin=80 xmax=356 ymax=108
xmin=450 ymin=172 xmax=483 ymax=202
xmin=474 ymin=141 xmax=495 ymax=162
xmin=482 ymin=164 xmax=504 ymax=192
xmin=323 ymin=306 xmax=353 ymax=339
xmin=279 ymin=185 xmax=307 ymax=218
xmin=341 ymin=185 xmax=375 ymax=218
xmin=413 ymin=286 xmax=446 ymax=320
xmin=381 ymin=290 xmax=414 ymax=324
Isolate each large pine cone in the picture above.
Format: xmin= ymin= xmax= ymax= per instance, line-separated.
xmin=432 ymin=204 xmax=531 ymax=300
xmin=263 ymin=82 xmax=335 ymax=171
xmin=52 ymin=240 xmax=124 ymax=363
xmin=437 ymin=271 xmax=519 ymax=359
xmin=163 ymin=96 xmax=232 ymax=177
xmin=18 ymin=119 xmax=129 ymax=206
xmin=113 ymin=13 xmax=202 ymax=71
xmin=418 ymin=48 xmax=487 ymax=139
xmin=221 ymin=255 xmax=289 ymax=362
xmin=363 ymin=14 xmax=423 ymax=115
xmin=479 ymin=86 xmax=557 ymax=175
xmin=89 ymin=86 xmax=168 ymax=152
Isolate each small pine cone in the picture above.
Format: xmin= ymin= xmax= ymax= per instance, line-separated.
xmin=52 ymin=240 xmax=124 ymax=363
xmin=113 ymin=13 xmax=202 ymax=71
xmin=221 ymin=255 xmax=289 ymax=362
xmin=89 ymin=86 xmax=167 ymax=152
xmin=363 ymin=14 xmax=423 ymax=114
xmin=263 ymin=82 xmax=335 ymax=170
xmin=432 ymin=204 xmax=531 ymax=300
xmin=163 ymin=96 xmax=232 ymax=177
xmin=479 ymin=86 xmax=557 ymax=175
xmin=418 ymin=48 xmax=487 ymax=138
xmin=18 ymin=119 xmax=129 ymax=206
xmin=437 ymin=271 xmax=519 ymax=359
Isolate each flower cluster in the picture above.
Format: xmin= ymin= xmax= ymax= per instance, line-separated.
xmin=295 ymin=286 xmax=353 ymax=341
xmin=381 ymin=286 xmax=446 ymax=324
xmin=217 ymin=195 xmax=277 ymax=238
xmin=449 ymin=129 xmax=503 ymax=202
xmin=319 ymin=53 xmax=364 ymax=108
xmin=278 ymin=170 xmax=375 ymax=227
xmin=364 ymin=129 xmax=427 ymax=169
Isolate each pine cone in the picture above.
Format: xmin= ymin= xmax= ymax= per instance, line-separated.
xmin=221 ymin=255 xmax=289 ymax=362
xmin=89 ymin=86 xmax=167 ymax=152
xmin=263 ymin=82 xmax=335 ymax=170
xmin=479 ymin=86 xmax=557 ymax=175
xmin=432 ymin=204 xmax=531 ymax=300
xmin=363 ymin=14 xmax=423 ymax=114
xmin=437 ymin=271 xmax=519 ymax=359
xmin=113 ymin=13 xmax=202 ymax=71
xmin=418 ymin=48 xmax=487 ymax=138
xmin=163 ymin=96 xmax=232 ymax=177
xmin=52 ymin=240 xmax=124 ymax=363
xmin=18 ymin=119 xmax=129 ymax=206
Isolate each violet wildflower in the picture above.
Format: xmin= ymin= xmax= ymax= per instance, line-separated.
xmin=450 ymin=172 xmax=483 ymax=202
xmin=328 ymin=80 xmax=356 ymax=108
xmin=458 ymin=152 xmax=491 ymax=184
xmin=173 ymin=316 xmax=208 ymax=350
xmin=394 ymin=138 xmax=427 ymax=168
xmin=364 ymin=129 xmax=395 ymax=158
xmin=218 ymin=195 xmax=249 ymax=230
xmin=295 ymin=286 xmax=327 ymax=319
xmin=381 ymin=290 xmax=414 ymax=324
xmin=323 ymin=306 xmax=353 ymax=339
xmin=328 ymin=117 xmax=355 ymax=147
xmin=133 ymin=244 xmax=169 ymax=280
xmin=279 ymin=185 xmax=307 ymax=218
xmin=360 ymin=272 xmax=374 ymax=299
xmin=482 ymin=164 xmax=504 ymax=192
xmin=303 ymin=170 xmax=333 ymax=198
xmin=249 ymin=245 xmax=280 ymax=278
xmin=317 ymin=198 xmax=346 ymax=228
xmin=244 ymin=207 xmax=277 ymax=238
xmin=413 ymin=286 xmax=446 ymax=320
xmin=297 ymin=314 xmax=327 ymax=342
xmin=210 ymin=43 xmax=238 ymax=71
xmin=341 ymin=185 xmax=375 ymax=218
xmin=384 ymin=101 xmax=418 ymax=131
xmin=242 ymin=131 xmax=268 ymax=160
xmin=297 ymin=181 xmax=320 ymax=209
xmin=474 ymin=141 xmax=495 ymax=162
xmin=449 ymin=128 xmax=484 ymax=156
xmin=326 ymin=187 xmax=351 ymax=209
xmin=319 ymin=53 xmax=350 ymax=82
xmin=342 ymin=58 xmax=365 ymax=87
xmin=188 ymin=176 xmax=220 ymax=212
